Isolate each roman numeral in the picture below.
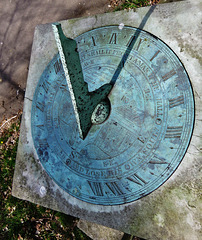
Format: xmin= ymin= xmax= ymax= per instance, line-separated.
xmin=36 ymin=102 xmax=45 ymax=112
xmin=126 ymin=35 xmax=136 ymax=48
xmin=136 ymin=38 xmax=143 ymax=51
xmin=88 ymin=181 xmax=103 ymax=196
xmin=150 ymin=50 xmax=160 ymax=61
xmin=165 ymin=126 xmax=183 ymax=138
xmin=109 ymin=33 xmax=117 ymax=44
xmin=91 ymin=36 xmax=96 ymax=46
xmin=41 ymin=80 xmax=50 ymax=93
xmin=126 ymin=36 xmax=142 ymax=51
xmin=169 ymin=95 xmax=184 ymax=108
xmin=127 ymin=173 xmax=147 ymax=186
xmin=105 ymin=182 xmax=123 ymax=195
xmin=149 ymin=155 xmax=168 ymax=164
xmin=54 ymin=58 xmax=62 ymax=74
xmin=162 ymin=69 xmax=176 ymax=81
xmin=38 ymin=139 xmax=49 ymax=149
xmin=36 ymin=124 xmax=44 ymax=130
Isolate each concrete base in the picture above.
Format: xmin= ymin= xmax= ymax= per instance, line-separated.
xmin=12 ymin=1 xmax=202 ymax=239
xmin=77 ymin=220 xmax=124 ymax=240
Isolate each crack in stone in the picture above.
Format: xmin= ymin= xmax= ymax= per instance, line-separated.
xmin=25 ymin=97 xmax=33 ymax=102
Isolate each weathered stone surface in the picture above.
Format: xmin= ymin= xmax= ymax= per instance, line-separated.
xmin=12 ymin=1 xmax=202 ymax=239
xmin=78 ymin=220 xmax=124 ymax=240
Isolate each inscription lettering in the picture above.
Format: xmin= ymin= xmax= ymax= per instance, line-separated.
xmin=124 ymin=160 xmax=137 ymax=170
xmin=162 ymin=69 xmax=176 ymax=81
xmin=103 ymin=159 xmax=116 ymax=167
xmin=109 ymin=33 xmax=117 ymax=44
xmin=105 ymin=182 xmax=123 ymax=195
xmin=156 ymin=99 xmax=163 ymax=118
xmin=150 ymin=50 xmax=160 ymax=61
xmin=148 ymin=73 xmax=160 ymax=91
xmin=83 ymin=59 xmax=95 ymax=68
xmin=121 ymin=95 xmax=129 ymax=104
xmin=165 ymin=126 xmax=183 ymax=138
xmin=38 ymin=139 xmax=49 ymax=148
xmin=127 ymin=173 xmax=147 ymax=186
xmin=88 ymin=181 xmax=103 ymax=196
xmin=54 ymin=58 xmax=62 ymax=74
xmin=142 ymin=127 xmax=160 ymax=155
xmin=144 ymin=88 xmax=152 ymax=101
xmin=169 ymin=95 xmax=184 ymax=108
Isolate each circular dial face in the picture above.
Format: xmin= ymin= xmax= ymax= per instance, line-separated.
xmin=31 ymin=26 xmax=194 ymax=205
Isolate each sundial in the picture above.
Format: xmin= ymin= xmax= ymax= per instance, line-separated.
xmin=31 ymin=24 xmax=194 ymax=205
xmin=12 ymin=2 xmax=201 ymax=239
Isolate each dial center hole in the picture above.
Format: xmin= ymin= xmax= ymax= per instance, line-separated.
xmin=91 ymin=98 xmax=111 ymax=125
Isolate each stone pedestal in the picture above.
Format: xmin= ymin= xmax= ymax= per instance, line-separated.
xmin=12 ymin=1 xmax=202 ymax=239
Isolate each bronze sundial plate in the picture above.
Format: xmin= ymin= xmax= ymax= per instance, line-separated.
xmin=31 ymin=26 xmax=194 ymax=205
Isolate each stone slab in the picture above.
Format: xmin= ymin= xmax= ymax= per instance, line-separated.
xmin=12 ymin=1 xmax=202 ymax=240
xmin=77 ymin=220 xmax=124 ymax=240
